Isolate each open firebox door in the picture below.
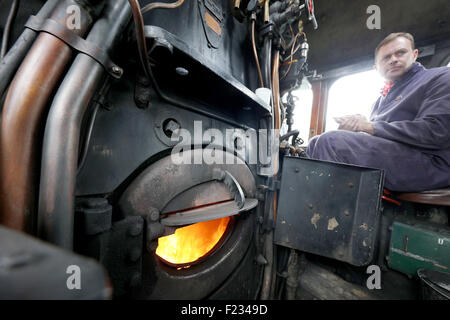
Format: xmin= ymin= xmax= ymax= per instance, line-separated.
xmin=156 ymin=168 xmax=258 ymax=266
xmin=155 ymin=168 xmax=257 ymax=266
xmin=274 ymin=157 xmax=385 ymax=266
xmin=118 ymin=149 xmax=259 ymax=299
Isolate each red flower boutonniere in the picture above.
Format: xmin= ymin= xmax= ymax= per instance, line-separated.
xmin=381 ymin=81 xmax=394 ymax=97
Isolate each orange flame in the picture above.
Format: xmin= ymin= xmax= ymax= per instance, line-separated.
xmin=156 ymin=217 xmax=231 ymax=265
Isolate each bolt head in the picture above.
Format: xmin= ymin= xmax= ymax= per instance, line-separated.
xmin=148 ymin=207 xmax=160 ymax=222
xmin=111 ymin=66 xmax=123 ymax=76
xmin=175 ymin=67 xmax=189 ymax=76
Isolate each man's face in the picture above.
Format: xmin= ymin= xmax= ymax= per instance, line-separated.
xmin=375 ymin=37 xmax=418 ymax=81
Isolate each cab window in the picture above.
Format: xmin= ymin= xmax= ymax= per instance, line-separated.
xmin=325 ymin=70 xmax=384 ymax=132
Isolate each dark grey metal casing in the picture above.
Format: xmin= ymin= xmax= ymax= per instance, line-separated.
xmin=0 ymin=226 xmax=111 ymax=299
xmin=274 ymin=157 xmax=384 ymax=266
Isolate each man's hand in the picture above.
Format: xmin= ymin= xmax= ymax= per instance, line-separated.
xmin=334 ymin=114 xmax=375 ymax=135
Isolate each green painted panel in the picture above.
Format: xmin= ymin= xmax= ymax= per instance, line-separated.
xmin=388 ymin=221 xmax=450 ymax=276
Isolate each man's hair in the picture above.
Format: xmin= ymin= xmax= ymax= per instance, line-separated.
xmin=375 ymin=32 xmax=415 ymax=59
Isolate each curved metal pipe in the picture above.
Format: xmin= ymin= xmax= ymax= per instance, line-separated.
xmin=272 ymin=50 xmax=281 ymax=131
xmin=0 ymin=0 xmax=59 ymax=101
xmin=0 ymin=0 xmax=94 ymax=233
xmin=251 ymin=19 xmax=264 ymax=88
xmin=1 ymin=0 xmax=20 ymax=59
xmin=38 ymin=0 xmax=132 ymax=248
xmin=141 ymin=0 xmax=184 ymax=14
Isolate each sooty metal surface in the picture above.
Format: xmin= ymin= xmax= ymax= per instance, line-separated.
xmin=0 ymin=226 xmax=110 ymax=299
xmin=145 ymin=25 xmax=271 ymax=118
xmin=274 ymin=157 xmax=384 ymax=266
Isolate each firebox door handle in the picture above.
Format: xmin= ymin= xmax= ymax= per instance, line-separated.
xmin=160 ymin=198 xmax=258 ymax=227
xmin=214 ymin=170 xmax=246 ymax=209
xmin=160 ymin=169 xmax=257 ymax=227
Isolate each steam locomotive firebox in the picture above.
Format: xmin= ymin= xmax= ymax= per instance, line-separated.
xmin=155 ymin=216 xmax=232 ymax=267
xmin=2 ymin=0 xmax=450 ymax=302
xmin=0 ymin=0 xmax=318 ymax=299
xmin=69 ymin=0 xmax=271 ymax=299
xmin=114 ymin=150 xmax=260 ymax=299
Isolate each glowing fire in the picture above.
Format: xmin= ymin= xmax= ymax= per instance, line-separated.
xmin=156 ymin=216 xmax=231 ymax=265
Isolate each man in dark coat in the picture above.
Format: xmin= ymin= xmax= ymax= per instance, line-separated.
xmin=306 ymin=33 xmax=450 ymax=192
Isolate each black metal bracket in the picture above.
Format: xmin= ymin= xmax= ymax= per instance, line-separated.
xmin=259 ymin=21 xmax=275 ymax=39
xmin=24 ymin=15 xmax=123 ymax=79
xmin=259 ymin=21 xmax=283 ymax=45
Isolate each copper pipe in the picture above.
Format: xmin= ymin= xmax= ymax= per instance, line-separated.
xmin=0 ymin=0 xmax=59 ymax=100
xmin=280 ymin=32 xmax=299 ymax=80
xmin=0 ymin=0 xmax=94 ymax=233
xmin=264 ymin=0 xmax=270 ymax=23
xmin=251 ymin=20 xmax=264 ymax=88
xmin=272 ymin=50 xmax=281 ymax=175
xmin=141 ymin=0 xmax=184 ymax=14
xmin=309 ymin=80 xmax=328 ymax=139
xmin=128 ymin=0 xmax=150 ymax=77
xmin=38 ymin=0 xmax=131 ymax=249
xmin=272 ymin=50 xmax=281 ymax=131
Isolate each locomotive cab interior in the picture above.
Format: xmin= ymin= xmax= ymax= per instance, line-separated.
xmin=0 ymin=0 xmax=449 ymax=301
